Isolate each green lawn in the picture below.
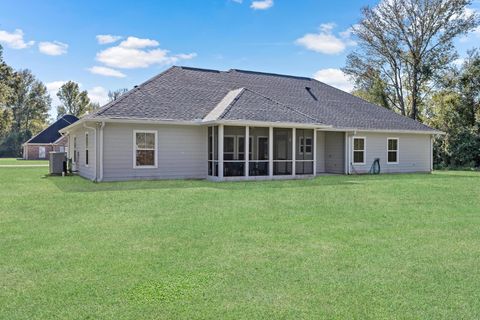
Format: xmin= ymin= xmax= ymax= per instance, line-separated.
xmin=1 ymin=167 xmax=480 ymax=319
xmin=0 ymin=158 xmax=48 ymax=166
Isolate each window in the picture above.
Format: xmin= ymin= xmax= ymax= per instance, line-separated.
xmin=387 ymin=138 xmax=399 ymax=164
xmin=85 ymin=132 xmax=89 ymax=166
xmin=134 ymin=130 xmax=157 ymax=168
xmin=353 ymin=137 xmax=365 ymax=165
xmin=299 ymin=136 xmax=313 ymax=154
xmin=73 ymin=136 xmax=77 ymax=162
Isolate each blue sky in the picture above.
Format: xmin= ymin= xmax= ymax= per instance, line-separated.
xmin=1 ymin=0 xmax=479 ymax=119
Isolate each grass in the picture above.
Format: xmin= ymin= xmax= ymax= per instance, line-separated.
xmin=1 ymin=166 xmax=480 ymax=319
xmin=0 ymin=157 xmax=48 ymax=165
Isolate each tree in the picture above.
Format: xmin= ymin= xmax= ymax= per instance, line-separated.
xmin=0 ymin=45 xmax=15 ymax=107
xmin=343 ymin=0 xmax=479 ymax=120
xmin=56 ymin=81 xmax=92 ymax=118
xmin=1 ymin=69 xmax=51 ymax=157
xmin=426 ymin=49 xmax=480 ymax=168
xmin=108 ymin=88 xmax=128 ymax=102
xmin=8 ymin=69 xmax=50 ymax=134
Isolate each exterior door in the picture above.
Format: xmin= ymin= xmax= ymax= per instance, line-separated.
xmin=39 ymin=146 xmax=46 ymax=159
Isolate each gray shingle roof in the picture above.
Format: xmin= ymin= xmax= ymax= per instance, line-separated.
xmin=87 ymin=66 xmax=437 ymax=132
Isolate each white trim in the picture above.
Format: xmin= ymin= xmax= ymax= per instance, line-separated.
xmin=268 ymin=127 xmax=273 ymax=177
xmin=133 ymin=130 xmax=158 ymax=169
xmin=292 ymin=128 xmax=296 ymax=177
xmin=352 ymin=136 xmax=366 ymax=165
xmin=218 ymin=125 xmax=224 ymax=178
xmin=386 ymin=137 xmax=399 ymax=164
xmin=317 ymin=127 xmax=443 ymax=135
xmin=99 ymin=122 xmax=105 ymax=181
xmin=245 ymin=126 xmax=249 ymax=177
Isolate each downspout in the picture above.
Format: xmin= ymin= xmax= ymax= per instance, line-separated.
xmin=99 ymin=122 xmax=105 ymax=181
xmin=83 ymin=123 xmax=97 ymax=181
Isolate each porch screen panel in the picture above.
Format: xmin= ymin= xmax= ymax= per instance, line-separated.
xmin=273 ymin=128 xmax=293 ymax=175
xmin=295 ymin=129 xmax=314 ymax=175
xmin=207 ymin=126 xmax=218 ymax=176
xmin=223 ymin=126 xmax=245 ymax=177
xmin=249 ymin=127 xmax=269 ymax=176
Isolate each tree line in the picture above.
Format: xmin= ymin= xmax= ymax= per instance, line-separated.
xmin=0 ymin=45 xmax=127 ymax=157
xmin=343 ymin=0 xmax=480 ymax=168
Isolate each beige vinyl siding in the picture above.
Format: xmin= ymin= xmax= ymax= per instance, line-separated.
xmin=349 ymin=132 xmax=431 ymax=173
xmin=102 ymin=123 xmax=207 ymax=181
xmin=324 ymin=131 xmax=345 ymax=173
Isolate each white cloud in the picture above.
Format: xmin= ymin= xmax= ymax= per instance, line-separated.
xmin=0 ymin=29 xmax=34 ymax=49
xmin=38 ymin=41 xmax=68 ymax=56
xmin=87 ymin=86 xmax=109 ymax=106
xmin=313 ymin=68 xmax=354 ymax=92
xmin=95 ymin=36 xmax=197 ymax=69
xmin=250 ymin=0 xmax=273 ymax=10
xmin=118 ymin=36 xmax=159 ymax=48
xmin=88 ymin=66 xmax=126 ymax=78
xmin=296 ymin=23 xmax=355 ymax=54
xmin=96 ymin=34 xmax=122 ymax=44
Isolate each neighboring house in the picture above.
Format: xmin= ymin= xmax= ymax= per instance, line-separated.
xmin=23 ymin=115 xmax=79 ymax=160
xmin=60 ymin=66 xmax=441 ymax=182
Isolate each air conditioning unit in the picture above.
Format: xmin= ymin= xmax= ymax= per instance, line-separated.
xmin=49 ymin=152 xmax=67 ymax=175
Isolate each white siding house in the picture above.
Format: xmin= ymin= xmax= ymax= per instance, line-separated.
xmin=60 ymin=66 xmax=441 ymax=182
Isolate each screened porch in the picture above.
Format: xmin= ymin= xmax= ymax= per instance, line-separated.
xmin=207 ymin=125 xmax=316 ymax=180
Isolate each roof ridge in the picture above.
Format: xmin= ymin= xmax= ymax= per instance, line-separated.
xmin=240 ymin=87 xmax=322 ymax=123
xmin=217 ymin=88 xmax=247 ymax=120
xmin=228 ymin=69 xmax=312 ymax=81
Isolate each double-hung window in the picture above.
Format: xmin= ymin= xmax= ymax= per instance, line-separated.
xmin=134 ymin=130 xmax=157 ymax=168
xmin=353 ymin=137 xmax=366 ymax=165
xmin=85 ymin=132 xmax=89 ymax=166
xmin=387 ymin=138 xmax=399 ymax=164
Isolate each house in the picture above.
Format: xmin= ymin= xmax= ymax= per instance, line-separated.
xmin=23 ymin=114 xmax=79 ymax=160
xmin=59 ymin=66 xmax=441 ymax=182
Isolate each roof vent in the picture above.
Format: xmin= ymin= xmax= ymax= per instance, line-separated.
xmin=305 ymin=87 xmax=318 ymax=101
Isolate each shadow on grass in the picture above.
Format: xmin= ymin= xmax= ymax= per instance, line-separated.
xmin=46 ymin=174 xmax=368 ymax=193
xmin=43 ymin=171 xmax=480 ymax=194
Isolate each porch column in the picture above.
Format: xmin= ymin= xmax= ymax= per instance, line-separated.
xmin=245 ymin=126 xmax=249 ymax=177
xmin=313 ymin=129 xmax=317 ymax=176
xmin=344 ymin=132 xmax=348 ymax=174
xmin=292 ymin=128 xmax=296 ymax=177
xmin=269 ymin=126 xmax=273 ymax=177
xmin=218 ymin=124 xmax=224 ymax=179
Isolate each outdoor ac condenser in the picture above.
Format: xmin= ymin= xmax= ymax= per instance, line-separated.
xmin=49 ymin=152 xmax=67 ymax=175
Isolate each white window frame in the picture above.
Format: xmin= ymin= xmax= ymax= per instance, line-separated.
xmin=387 ymin=137 xmax=399 ymax=164
xmin=133 ymin=130 xmax=158 ymax=169
xmin=352 ymin=137 xmax=366 ymax=165
xmin=85 ymin=132 xmax=89 ymax=167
